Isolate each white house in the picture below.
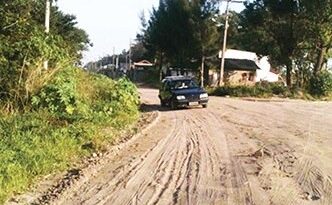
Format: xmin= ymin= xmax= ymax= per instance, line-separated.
xmin=223 ymin=49 xmax=279 ymax=83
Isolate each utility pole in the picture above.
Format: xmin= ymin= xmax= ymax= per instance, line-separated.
xmin=44 ymin=0 xmax=51 ymax=70
xmin=201 ymin=56 xmax=205 ymax=87
xmin=218 ymin=0 xmax=245 ymax=86
xmin=112 ymin=47 xmax=115 ymax=67
xmin=129 ymin=39 xmax=132 ymax=70
xmin=116 ymin=55 xmax=119 ymax=69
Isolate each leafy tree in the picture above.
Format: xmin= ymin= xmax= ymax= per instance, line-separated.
xmin=308 ymin=71 xmax=332 ymax=97
xmin=218 ymin=11 xmax=242 ymax=49
xmin=130 ymin=40 xmax=148 ymax=63
xmin=190 ymin=0 xmax=220 ymax=84
xmin=299 ymin=0 xmax=332 ymax=74
xmin=0 ymin=0 xmax=90 ymax=106
xmin=237 ymin=0 xmax=332 ymax=87
xmin=30 ymin=2 xmax=90 ymax=62
xmin=238 ymin=0 xmax=303 ymax=87
xmin=159 ymin=0 xmax=195 ymax=69
xmin=140 ymin=0 xmax=168 ymax=71
xmin=141 ymin=0 xmax=220 ymax=80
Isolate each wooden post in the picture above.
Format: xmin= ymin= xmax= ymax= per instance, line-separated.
xmin=201 ymin=56 xmax=205 ymax=87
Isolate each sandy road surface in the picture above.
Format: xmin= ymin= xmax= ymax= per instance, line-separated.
xmin=54 ymin=88 xmax=332 ymax=205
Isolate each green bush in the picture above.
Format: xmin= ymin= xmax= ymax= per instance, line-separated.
xmin=0 ymin=68 xmax=140 ymax=203
xmin=0 ymin=29 xmax=69 ymax=107
xmin=270 ymin=82 xmax=289 ymax=95
xmin=31 ymin=68 xmax=80 ymax=118
xmin=91 ymin=75 xmax=140 ymax=127
xmin=31 ymin=68 xmax=139 ymax=121
xmin=0 ymin=1 xmax=98 ymax=202
xmin=209 ymin=82 xmax=289 ymax=98
xmin=0 ymin=0 xmax=89 ymax=107
xmin=308 ymin=71 xmax=332 ymax=97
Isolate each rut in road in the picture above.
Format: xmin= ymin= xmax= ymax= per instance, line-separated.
xmin=58 ymin=109 xmax=254 ymax=205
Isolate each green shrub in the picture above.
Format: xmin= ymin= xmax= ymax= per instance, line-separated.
xmin=79 ymin=74 xmax=140 ymax=126
xmin=0 ymin=68 xmax=140 ymax=203
xmin=308 ymin=71 xmax=332 ymax=97
xmin=209 ymin=82 xmax=289 ymax=98
xmin=31 ymin=68 xmax=80 ymax=118
xmin=0 ymin=29 xmax=69 ymax=109
xmin=270 ymin=82 xmax=289 ymax=95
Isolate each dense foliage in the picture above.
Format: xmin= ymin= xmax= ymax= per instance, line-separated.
xmin=308 ymin=71 xmax=332 ymax=97
xmin=0 ymin=70 xmax=140 ymax=203
xmin=209 ymin=82 xmax=291 ymax=98
xmin=141 ymin=0 xmax=332 ymax=96
xmin=234 ymin=0 xmax=332 ymax=87
xmin=0 ymin=1 xmax=140 ymax=203
xmin=139 ymin=0 xmax=220 ymax=72
xmin=209 ymin=79 xmax=332 ymax=100
xmin=0 ymin=0 xmax=90 ymax=107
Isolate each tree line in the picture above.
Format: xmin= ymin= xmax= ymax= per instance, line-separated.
xmin=137 ymin=0 xmax=332 ymax=88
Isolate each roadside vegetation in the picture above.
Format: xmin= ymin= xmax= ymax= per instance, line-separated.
xmin=0 ymin=71 xmax=139 ymax=203
xmin=0 ymin=0 xmax=140 ymax=203
xmin=209 ymin=82 xmax=291 ymax=98
xmin=138 ymin=68 xmax=161 ymax=88
xmin=209 ymin=71 xmax=332 ymax=100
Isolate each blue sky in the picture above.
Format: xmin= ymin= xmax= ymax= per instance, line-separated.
xmin=57 ymin=0 xmax=245 ymax=63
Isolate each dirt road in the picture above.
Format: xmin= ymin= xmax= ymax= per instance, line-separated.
xmin=54 ymin=88 xmax=332 ymax=205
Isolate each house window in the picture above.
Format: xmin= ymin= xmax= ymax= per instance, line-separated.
xmin=242 ymin=73 xmax=248 ymax=81
xmin=249 ymin=73 xmax=255 ymax=81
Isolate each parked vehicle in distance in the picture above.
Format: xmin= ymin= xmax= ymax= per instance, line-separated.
xmin=158 ymin=76 xmax=209 ymax=109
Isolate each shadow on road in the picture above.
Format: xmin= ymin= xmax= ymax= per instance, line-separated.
xmin=140 ymin=103 xmax=201 ymax=113
xmin=140 ymin=103 xmax=169 ymax=113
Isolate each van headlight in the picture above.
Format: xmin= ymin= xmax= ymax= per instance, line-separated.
xmin=176 ymin=95 xmax=186 ymax=100
xmin=200 ymin=93 xmax=208 ymax=99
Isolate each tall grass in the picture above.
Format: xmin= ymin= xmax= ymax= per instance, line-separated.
xmin=0 ymin=112 xmax=86 ymax=201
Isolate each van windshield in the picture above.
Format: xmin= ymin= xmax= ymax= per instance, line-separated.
xmin=170 ymin=80 xmax=199 ymax=90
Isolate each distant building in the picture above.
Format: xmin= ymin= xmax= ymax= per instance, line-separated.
xmin=129 ymin=60 xmax=155 ymax=82
xmin=133 ymin=60 xmax=154 ymax=70
xmin=210 ymin=49 xmax=279 ymax=86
